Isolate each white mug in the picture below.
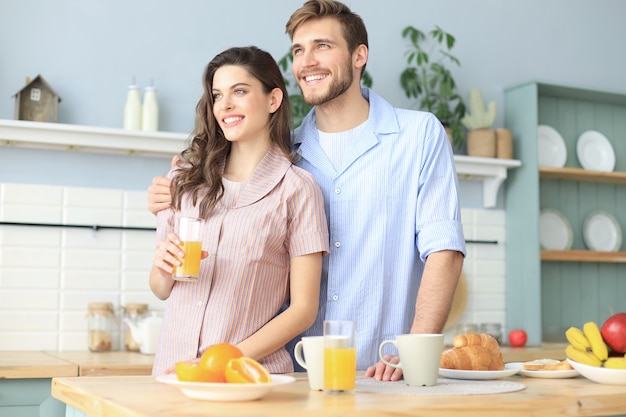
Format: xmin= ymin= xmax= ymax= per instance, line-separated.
xmin=293 ymin=336 xmax=325 ymax=390
xmin=378 ymin=333 xmax=444 ymax=386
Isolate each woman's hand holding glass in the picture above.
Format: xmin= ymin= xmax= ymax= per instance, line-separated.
xmin=154 ymin=231 xmax=208 ymax=279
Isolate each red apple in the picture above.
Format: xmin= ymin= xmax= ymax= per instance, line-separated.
xmin=601 ymin=312 xmax=626 ymax=354
xmin=508 ymin=329 xmax=528 ymax=347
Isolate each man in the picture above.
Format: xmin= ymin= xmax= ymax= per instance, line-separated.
xmin=148 ymin=0 xmax=465 ymax=382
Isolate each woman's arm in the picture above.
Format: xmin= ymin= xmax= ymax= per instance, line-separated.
xmin=236 ymin=252 xmax=323 ymax=361
xmin=149 ymin=232 xmax=184 ymax=300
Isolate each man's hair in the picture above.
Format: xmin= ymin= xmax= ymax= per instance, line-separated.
xmin=285 ymin=0 xmax=368 ymax=74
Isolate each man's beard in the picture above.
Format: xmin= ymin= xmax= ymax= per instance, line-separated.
xmin=299 ymin=65 xmax=354 ymax=106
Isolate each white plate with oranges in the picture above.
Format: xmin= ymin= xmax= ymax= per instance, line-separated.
xmin=157 ymin=373 xmax=295 ymax=401
xmin=156 ymin=342 xmax=295 ymax=401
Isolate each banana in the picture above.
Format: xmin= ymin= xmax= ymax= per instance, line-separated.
xmin=583 ymin=321 xmax=609 ymax=361
xmin=566 ymin=344 xmax=603 ymax=367
xmin=565 ymin=326 xmax=592 ymax=352
xmin=603 ymin=357 xmax=626 ymax=369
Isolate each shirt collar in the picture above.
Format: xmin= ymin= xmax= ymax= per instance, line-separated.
xmin=234 ymin=144 xmax=292 ymax=208
xmin=293 ymin=87 xmax=400 ymax=149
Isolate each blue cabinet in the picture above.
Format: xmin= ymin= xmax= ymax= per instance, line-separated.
xmin=0 ymin=379 xmax=65 ymax=417
xmin=504 ymin=81 xmax=626 ymax=343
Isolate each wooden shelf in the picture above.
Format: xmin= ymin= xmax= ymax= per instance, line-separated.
xmin=539 ymin=166 xmax=626 ymax=184
xmin=541 ymin=249 xmax=626 ymax=263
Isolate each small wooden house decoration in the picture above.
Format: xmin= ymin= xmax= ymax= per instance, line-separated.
xmin=12 ymin=75 xmax=62 ymax=122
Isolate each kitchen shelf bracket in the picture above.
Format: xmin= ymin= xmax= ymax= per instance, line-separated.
xmin=454 ymin=155 xmax=522 ymax=208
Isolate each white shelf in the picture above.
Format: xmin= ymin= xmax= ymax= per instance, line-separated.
xmin=0 ymin=119 xmax=521 ymax=207
xmin=454 ymin=155 xmax=522 ymax=208
xmin=0 ymin=119 xmax=187 ymax=158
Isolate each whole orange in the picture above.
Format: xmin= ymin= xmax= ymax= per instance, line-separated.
xmin=225 ymin=357 xmax=271 ymax=384
xmin=199 ymin=343 xmax=243 ymax=382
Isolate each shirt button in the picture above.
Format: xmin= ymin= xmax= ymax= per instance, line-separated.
xmin=197 ymin=301 xmax=203 ymax=306
xmin=334 ymin=241 xmax=341 ymax=248
xmin=334 ymin=188 xmax=341 ymax=194
xmin=332 ymin=294 xmax=339 ymax=301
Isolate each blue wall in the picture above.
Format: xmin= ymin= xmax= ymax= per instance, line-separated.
xmin=1 ymin=0 xmax=624 ymax=203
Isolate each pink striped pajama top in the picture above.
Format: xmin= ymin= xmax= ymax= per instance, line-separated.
xmin=152 ymin=145 xmax=329 ymax=375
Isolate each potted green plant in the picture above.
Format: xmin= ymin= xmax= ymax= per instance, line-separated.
xmin=278 ymin=51 xmax=373 ymax=128
xmin=399 ymin=26 xmax=466 ymax=149
xmin=278 ymin=52 xmax=312 ymax=128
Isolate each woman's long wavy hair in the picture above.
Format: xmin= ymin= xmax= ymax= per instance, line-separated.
xmin=171 ymin=46 xmax=294 ymax=218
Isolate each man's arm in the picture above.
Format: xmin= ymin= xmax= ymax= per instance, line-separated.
xmin=365 ymin=249 xmax=463 ymax=381
xmin=147 ymin=155 xmax=177 ymax=215
xmin=410 ymin=250 xmax=463 ymax=334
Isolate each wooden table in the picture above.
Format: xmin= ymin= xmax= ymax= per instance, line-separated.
xmin=52 ymin=372 xmax=626 ymax=417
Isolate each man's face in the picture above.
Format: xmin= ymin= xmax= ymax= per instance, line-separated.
xmin=290 ymin=17 xmax=354 ymax=106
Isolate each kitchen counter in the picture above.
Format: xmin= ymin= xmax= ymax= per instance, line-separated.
xmin=52 ymin=372 xmax=626 ymax=417
xmin=500 ymin=342 xmax=567 ymax=363
xmin=0 ymin=351 xmax=153 ymax=417
xmin=0 ymin=351 xmax=153 ymax=378
xmin=0 ymin=351 xmax=78 ymax=378
xmin=46 ymin=351 xmax=154 ymax=376
xmin=1 ymin=345 xmax=565 ymax=379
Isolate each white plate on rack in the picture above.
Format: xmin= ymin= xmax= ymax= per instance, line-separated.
xmin=583 ymin=210 xmax=622 ymax=252
xmin=537 ymin=125 xmax=567 ymax=167
xmin=539 ymin=208 xmax=574 ymax=250
xmin=576 ymin=130 xmax=615 ymax=172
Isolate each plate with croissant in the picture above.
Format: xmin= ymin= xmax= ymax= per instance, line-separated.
xmin=439 ymin=333 xmax=520 ymax=380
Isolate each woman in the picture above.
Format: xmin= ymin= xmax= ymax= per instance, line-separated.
xmin=150 ymin=46 xmax=329 ymax=376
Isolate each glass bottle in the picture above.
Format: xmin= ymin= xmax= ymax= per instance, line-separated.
xmin=86 ymin=302 xmax=115 ymax=352
xmin=141 ymin=85 xmax=159 ymax=131
xmin=123 ymin=83 xmax=142 ymax=130
xmin=122 ymin=303 xmax=149 ymax=352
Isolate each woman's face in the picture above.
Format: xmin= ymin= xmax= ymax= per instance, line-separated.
xmin=211 ymin=65 xmax=279 ymax=145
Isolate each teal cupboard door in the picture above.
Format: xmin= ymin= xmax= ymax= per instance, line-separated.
xmin=0 ymin=379 xmax=65 ymax=417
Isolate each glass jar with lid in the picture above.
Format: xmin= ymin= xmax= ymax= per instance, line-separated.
xmin=479 ymin=323 xmax=503 ymax=344
xmin=86 ymin=302 xmax=115 ymax=352
xmin=122 ymin=303 xmax=149 ymax=352
xmin=455 ymin=323 xmax=478 ymax=336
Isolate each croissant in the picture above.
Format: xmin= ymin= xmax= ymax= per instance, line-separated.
xmin=439 ymin=333 xmax=505 ymax=371
xmin=453 ymin=333 xmax=501 ymax=356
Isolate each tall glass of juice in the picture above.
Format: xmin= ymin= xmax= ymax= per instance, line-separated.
xmin=173 ymin=216 xmax=203 ymax=282
xmin=323 ymin=320 xmax=356 ymax=394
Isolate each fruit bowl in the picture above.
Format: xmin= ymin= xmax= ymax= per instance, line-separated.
xmin=567 ymin=359 xmax=626 ymax=385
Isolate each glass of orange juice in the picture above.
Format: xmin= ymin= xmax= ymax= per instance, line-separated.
xmin=173 ymin=216 xmax=203 ymax=282
xmin=323 ymin=320 xmax=356 ymax=394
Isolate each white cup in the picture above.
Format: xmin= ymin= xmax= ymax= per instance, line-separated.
xmin=293 ymin=336 xmax=325 ymax=390
xmin=378 ymin=333 xmax=444 ymax=386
